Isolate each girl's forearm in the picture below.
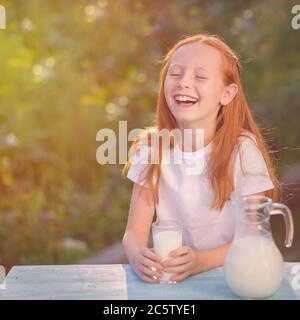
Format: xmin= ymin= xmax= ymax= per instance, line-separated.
xmin=191 ymin=242 xmax=232 ymax=275
xmin=122 ymin=229 xmax=150 ymax=266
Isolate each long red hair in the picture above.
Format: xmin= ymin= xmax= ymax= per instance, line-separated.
xmin=122 ymin=33 xmax=279 ymax=210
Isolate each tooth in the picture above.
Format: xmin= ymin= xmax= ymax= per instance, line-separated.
xmin=176 ymin=95 xmax=197 ymax=102
xmin=174 ymin=95 xmax=198 ymax=103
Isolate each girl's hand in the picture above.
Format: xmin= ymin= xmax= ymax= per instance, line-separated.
xmin=162 ymin=246 xmax=197 ymax=282
xmin=133 ymin=247 xmax=164 ymax=284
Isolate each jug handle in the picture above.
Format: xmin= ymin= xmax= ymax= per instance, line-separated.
xmin=270 ymin=203 xmax=294 ymax=248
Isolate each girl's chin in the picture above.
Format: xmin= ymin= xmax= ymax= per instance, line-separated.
xmin=174 ymin=113 xmax=202 ymax=124
xmin=168 ymin=98 xmax=202 ymax=111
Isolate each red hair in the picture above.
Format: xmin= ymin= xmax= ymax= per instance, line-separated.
xmin=122 ymin=33 xmax=279 ymax=210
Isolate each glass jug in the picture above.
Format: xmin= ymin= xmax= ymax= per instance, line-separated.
xmin=224 ymin=192 xmax=294 ymax=299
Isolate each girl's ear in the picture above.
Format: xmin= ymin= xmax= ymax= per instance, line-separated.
xmin=220 ymin=83 xmax=238 ymax=106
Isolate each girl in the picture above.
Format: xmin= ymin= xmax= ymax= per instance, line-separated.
xmin=122 ymin=34 xmax=279 ymax=284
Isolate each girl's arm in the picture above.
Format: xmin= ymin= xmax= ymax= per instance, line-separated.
xmin=122 ymin=183 xmax=155 ymax=262
xmin=122 ymin=183 xmax=164 ymax=283
xmin=164 ymin=190 xmax=272 ymax=282
xmin=162 ymin=241 xmax=233 ymax=281
xmin=191 ymin=242 xmax=232 ymax=275
xmin=191 ymin=190 xmax=271 ymax=275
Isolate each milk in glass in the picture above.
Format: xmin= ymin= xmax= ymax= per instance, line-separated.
xmin=152 ymin=220 xmax=182 ymax=283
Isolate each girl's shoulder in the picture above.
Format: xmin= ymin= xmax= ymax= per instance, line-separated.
xmin=238 ymin=129 xmax=257 ymax=145
xmin=232 ymin=129 xmax=264 ymax=166
xmin=233 ymin=129 xmax=268 ymax=170
xmin=236 ymin=129 xmax=260 ymax=154
xmin=128 ymin=126 xmax=159 ymax=164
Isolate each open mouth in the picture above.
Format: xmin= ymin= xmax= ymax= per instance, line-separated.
xmin=173 ymin=95 xmax=199 ymax=107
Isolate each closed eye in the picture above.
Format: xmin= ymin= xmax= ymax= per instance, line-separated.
xmin=169 ymin=74 xmax=207 ymax=79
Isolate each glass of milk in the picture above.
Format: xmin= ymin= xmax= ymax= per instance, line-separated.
xmin=224 ymin=192 xmax=294 ymax=299
xmin=152 ymin=220 xmax=182 ymax=283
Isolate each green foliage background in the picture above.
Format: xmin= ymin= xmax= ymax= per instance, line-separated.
xmin=0 ymin=0 xmax=299 ymax=270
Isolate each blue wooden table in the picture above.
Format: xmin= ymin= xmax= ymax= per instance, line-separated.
xmin=0 ymin=263 xmax=299 ymax=300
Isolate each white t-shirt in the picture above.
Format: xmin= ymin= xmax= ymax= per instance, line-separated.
xmin=126 ymin=131 xmax=274 ymax=250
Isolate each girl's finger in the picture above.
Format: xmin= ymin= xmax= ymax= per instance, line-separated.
xmin=140 ymin=263 xmax=163 ymax=279
xmin=142 ymin=256 xmax=164 ymax=273
xmin=140 ymin=273 xmax=159 ymax=284
xmin=134 ymin=265 xmax=158 ymax=284
xmin=164 ymin=262 xmax=191 ymax=274
xmin=140 ymin=263 xmax=162 ymax=278
xmin=162 ymin=255 xmax=189 ymax=267
xmin=170 ymin=246 xmax=190 ymax=257
xmin=169 ymin=271 xmax=190 ymax=282
xmin=137 ymin=269 xmax=160 ymax=284
xmin=141 ymin=247 xmax=161 ymax=262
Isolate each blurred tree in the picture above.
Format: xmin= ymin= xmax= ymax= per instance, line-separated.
xmin=0 ymin=0 xmax=299 ymax=270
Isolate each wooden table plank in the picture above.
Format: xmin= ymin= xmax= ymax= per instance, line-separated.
xmin=0 ymin=265 xmax=128 ymax=300
xmin=0 ymin=263 xmax=299 ymax=300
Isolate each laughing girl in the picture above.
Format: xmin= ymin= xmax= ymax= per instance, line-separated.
xmin=122 ymin=34 xmax=278 ymax=284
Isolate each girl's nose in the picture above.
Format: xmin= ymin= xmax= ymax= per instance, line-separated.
xmin=178 ymin=81 xmax=191 ymax=88
xmin=177 ymin=75 xmax=193 ymax=88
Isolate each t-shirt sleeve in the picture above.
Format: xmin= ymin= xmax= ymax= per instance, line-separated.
xmin=233 ymin=136 xmax=274 ymax=196
xmin=126 ymin=144 xmax=151 ymax=188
